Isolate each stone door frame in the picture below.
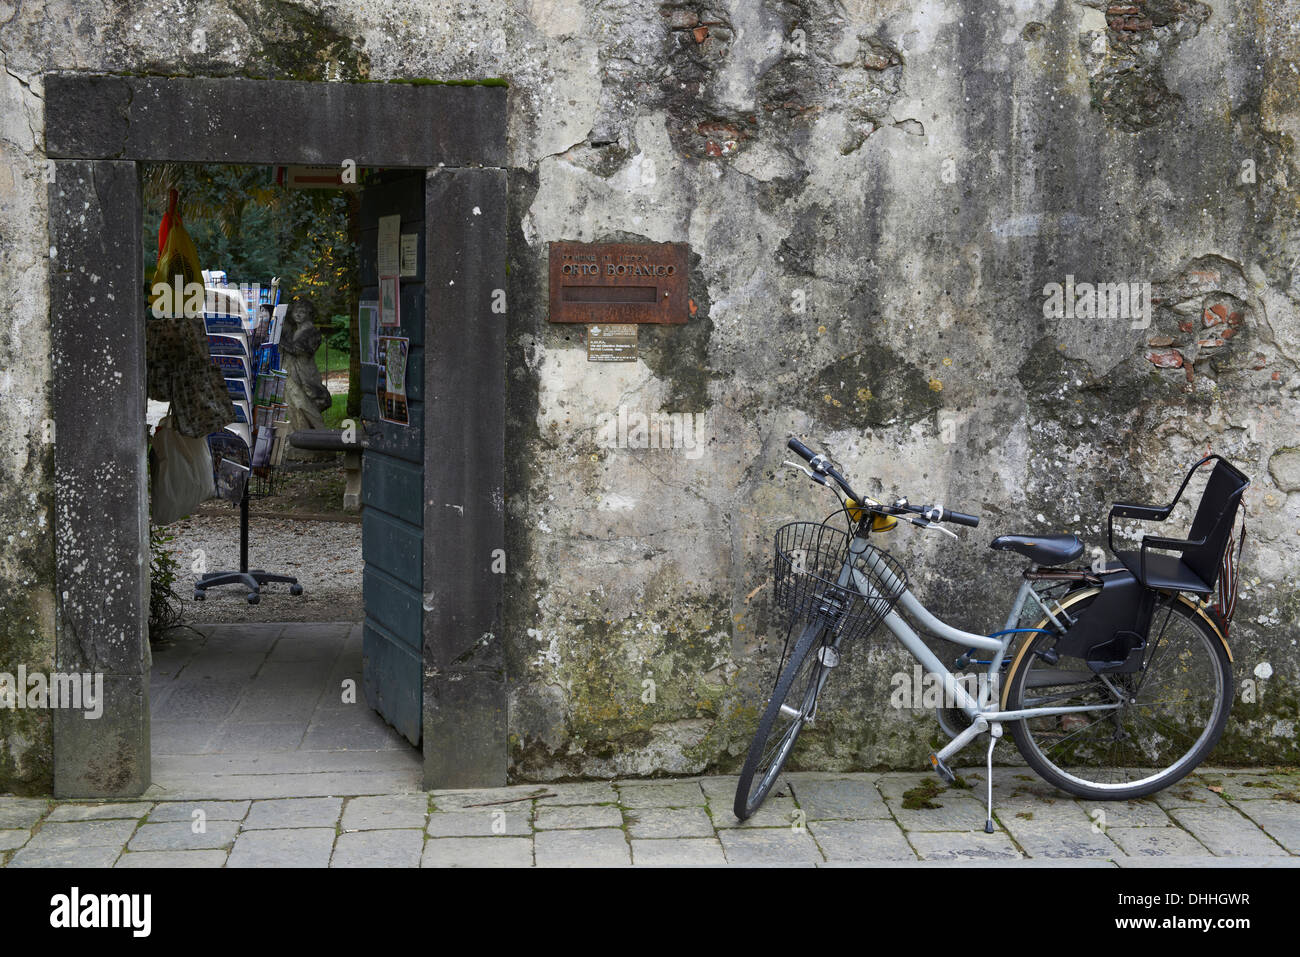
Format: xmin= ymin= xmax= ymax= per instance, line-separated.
xmin=45 ymin=75 xmax=508 ymax=797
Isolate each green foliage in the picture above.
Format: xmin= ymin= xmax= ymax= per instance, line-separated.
xmin=141 ymin=163 xmax=359 ymax=318
xmin=148 ymin=526 xmax=185 ymax=643
xmin=322 ymin=392 xmax=350 ymax=430
xmin=314 ymin=337 xmax=351 ymax=374
xmin=326 ymin=313 xmax=351 ymax=353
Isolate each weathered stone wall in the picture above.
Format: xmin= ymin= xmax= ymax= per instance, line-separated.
xmin=2 ymin=0 xmax=1297 ymax=792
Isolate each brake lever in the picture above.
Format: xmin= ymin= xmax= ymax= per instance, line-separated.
xmin=900 ymin=514 xmax=958 ymax=539
xmin=782 ymin=460 xmax=828 ymax=486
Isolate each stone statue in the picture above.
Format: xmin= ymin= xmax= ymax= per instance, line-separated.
xmin=278 ymin=297 xmax=333 ymax=460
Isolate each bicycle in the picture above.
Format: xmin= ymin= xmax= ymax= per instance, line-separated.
xmin=734 ymin=438 xmax=1250 ymax=829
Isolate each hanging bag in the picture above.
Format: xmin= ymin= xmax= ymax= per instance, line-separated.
xmin=145 ymin=189 xmax=236 ymax=437
xmin=151 ymin=414 xmax=216 ymax=525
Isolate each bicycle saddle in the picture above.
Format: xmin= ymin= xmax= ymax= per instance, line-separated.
xmin=989 ymin=533 xmax=1084 ymax=566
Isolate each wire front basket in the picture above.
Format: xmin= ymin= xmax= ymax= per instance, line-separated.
xmin=772 ymin=522 xmax=908 ymax=642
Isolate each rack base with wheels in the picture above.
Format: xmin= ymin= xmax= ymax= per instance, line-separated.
xmin=193 ymin=477 xmax=304 ymax=605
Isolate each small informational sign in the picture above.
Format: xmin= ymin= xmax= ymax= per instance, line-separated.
xmin=358 ymin=300 xmax=378 ymax=365
xmin=276 ymin=165 xmax=360 ymax=190
xmin=586 ymin=324 xmax=638 ymax=362
xmin=399 ymin=234 xmax=419 ymax=277
xmin=378 ymin=214 xmax=401 ymax=276
xmin=549 ymin=241 xmax=689 ymax=324
xmin=376 ymin=335 xmax=410 ymax=426
xmin=378 ymin=275 xmax=400 ymax=329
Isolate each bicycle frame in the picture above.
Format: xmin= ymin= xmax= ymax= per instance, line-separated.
xmin=827 ymin=532 xmax=1121 ymax=764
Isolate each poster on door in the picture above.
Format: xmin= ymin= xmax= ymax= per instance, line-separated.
xmin=378 ymin=275 xmax=400 ymax=331
xmin=376 ymin=335 xmax=410 ymax=426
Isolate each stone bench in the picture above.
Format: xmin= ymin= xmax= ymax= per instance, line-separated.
xmin=288 ymin=429 xmax=366 ymax=512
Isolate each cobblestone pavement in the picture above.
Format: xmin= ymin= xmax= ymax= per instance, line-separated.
xmin=3 ymin=768 xmax=1298 ymax=867
xmin=12 ymin=622 xmax=1296 ymax=866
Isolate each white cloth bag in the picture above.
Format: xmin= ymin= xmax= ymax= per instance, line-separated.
xmin=151 ymin=415 xmax=215 ymax=525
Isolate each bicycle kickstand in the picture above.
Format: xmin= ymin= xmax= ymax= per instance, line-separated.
xmin=984 ymin=722 xmax=1004 ymax=834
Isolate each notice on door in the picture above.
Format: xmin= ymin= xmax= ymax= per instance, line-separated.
xmin=377 ymin=335 xmax=410 ymax=426
xmin=586 ymin=324 xmax=638 ymax=362
xmin=377 ymin=214 xmax=401 ymax=277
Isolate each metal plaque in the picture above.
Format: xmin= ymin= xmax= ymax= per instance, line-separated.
xmin=549 ymin=241 xmax=689 ymax=324
xmin=587 ymin=324 xmax=638 ymax=362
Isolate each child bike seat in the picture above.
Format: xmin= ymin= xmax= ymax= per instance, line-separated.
xmin=989 ymin=533 xmax=1084 ymax=566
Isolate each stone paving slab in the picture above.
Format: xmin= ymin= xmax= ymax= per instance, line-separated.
xmin=331 ymin=829 xmax=424 ymax=867
xmin=535 ymin=782 xmax=620 ymax=805
xmin=788 ymin=777 xmax=891 ymax=820
xmin=1151 ymin=782 xmax=1233 ymax=810
xmin=149 ymin=801 xmax=251 ymax=823
xmin=146 ymin=770 xmax=422 ymax=800
xmin=429 ymin=785 xmax=550 ymax=811
xmin=0 ymin=798 xmax=52 ymax=829
xmin=5 ymin=769 xmax=1298 ymax=867
xmin=1077 ymin=799 xmax=1171 ymax=828
xmin=1114 ymin=856 xmax=1300 ymax=868
xmin=999 ymin=814 xmax=1119 ymax=859
xmin=26 ymin=819 xmax=139 ymax=849
xmin=9 ymin=845 xmax=121 ymax=868
xmin=625 ymin=806 xmax=714 ymax=839
xmin=713 ymin=794 xmax=800 ymax=829
xmin=45 ymin=802 xmax=152 ymax=822
xmin=698 ymin=775 xmax=747 ymax=805
xmin=242 ymin=797 xmax=343 ymax=830
xmin=1104 ymin=826 xmax=1210 ymax=857
xmin=128 ymin=821 xmax=240 ymax=851
xmin=718 ymin=827 xmax=823 ymax=865
xmin=422 ymin=837 xmax=532 ymax=867
xmin=631 ymin=838 xmax=727 ymax=866
xmin=116 ymin=850 xmax=229 ymax=868
xmin=1167 ymin=805 xmax=1291 ymax=857
xmin=879 ymin=783 xmax=990 ymax=832
xmin=228 ymin=827 xmax=336 ymax=867
xmin=907 ymin=830 xmax=1023 ymax=861
xmin=1231 ymin=800 xmax=1300 ymax=853
xmin=342 ymin=794 xmax=430 ymax=831
xmin=535 ymin=804 xmax=622 ymax=830
xmin=809 ymin=820 xmax=916 ymax=861
xmin=534 ymin=828 xmax=631 ymax=866
xmin=617 ymin=780 xmax=706 ymax=808
xmin=426 ymin=808 xmax=531 ymax=837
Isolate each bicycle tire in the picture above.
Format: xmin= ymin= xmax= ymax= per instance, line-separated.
xmin=1004 ymin=591 xmax=1232 ymax=801
xmin=734 ymin=621 xmax=828 ymax=820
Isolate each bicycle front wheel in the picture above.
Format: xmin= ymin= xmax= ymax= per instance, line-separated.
xmin=1004 ymin=592 xmax=1232 ymax=801
xmin=734 ymin=621 xmax=830 ymax=820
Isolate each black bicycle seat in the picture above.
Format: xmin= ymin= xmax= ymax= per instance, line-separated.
xmin=989 ymin=533 xmax=1084 ymax=566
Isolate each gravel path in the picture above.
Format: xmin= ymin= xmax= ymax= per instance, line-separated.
xmin=161 ymin=512 xmax=363 ymax=623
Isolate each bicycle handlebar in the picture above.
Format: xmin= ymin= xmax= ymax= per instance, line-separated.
xmin=786 ymin=436 xmax=980 ymax=529
xmin=924 ymin=506 xmax=980 ymax=528
xmin=787 ymin=437 xmax=817 ymax=462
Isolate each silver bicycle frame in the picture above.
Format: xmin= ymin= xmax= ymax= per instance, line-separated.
xmin=839 ymin=534 xmax=1119 ymax=761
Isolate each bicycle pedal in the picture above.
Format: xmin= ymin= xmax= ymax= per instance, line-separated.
xmin=928 ymin=753 xmax=956 ymax=784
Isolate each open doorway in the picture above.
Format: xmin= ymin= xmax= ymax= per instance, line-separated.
xmin=46 ymin=75 xmax=508 ymax=797
xmin=141 ymin=162 xmax=420 ymax=780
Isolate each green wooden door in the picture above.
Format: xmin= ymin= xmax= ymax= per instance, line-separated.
xmin=359 ymin=171 xmax=425 ymax=744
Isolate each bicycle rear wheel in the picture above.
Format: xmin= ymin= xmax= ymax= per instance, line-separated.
xmin=734 ymin=621 xmax=829 ymax=820
xmin=1004 ymin=592 xmax=1232 ymax=801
